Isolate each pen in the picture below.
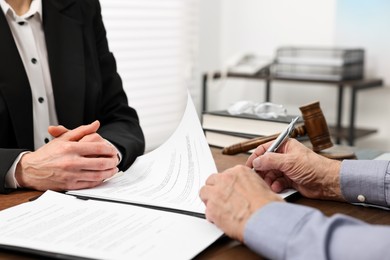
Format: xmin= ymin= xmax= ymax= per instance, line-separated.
xmin=266 ymin=116 xmax=300 ymax=153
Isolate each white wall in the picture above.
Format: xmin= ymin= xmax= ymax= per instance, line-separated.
xmin=199 ymin=0 xmax=390 ymax=151
xmin=333 ymin=0 xmax=390 ymax=151
xmin=101 ymin=0 xmax=198 ymax=152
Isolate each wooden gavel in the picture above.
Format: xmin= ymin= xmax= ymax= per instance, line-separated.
xmin=222 ymin=101 xmax=333 ymax=155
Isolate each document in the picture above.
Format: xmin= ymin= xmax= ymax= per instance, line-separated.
xmin=67 ymin=93 xmax=296 ymax=213
xmin=0 ymin=94 xmax=223 ymax=259
xmin=67 ymin=93 xmax=217 ymax=216
xmin=0 ymin=93 xmax=295 ymax=259
xmin=0 ymin=191 xmax=222 ymax=260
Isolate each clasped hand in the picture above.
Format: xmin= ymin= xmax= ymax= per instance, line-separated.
xmin=15 ymin=121 xmax=119 ymax=191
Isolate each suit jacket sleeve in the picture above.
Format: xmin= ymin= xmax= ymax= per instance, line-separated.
xmin=84 ymin=0 xmax=145 ymax=170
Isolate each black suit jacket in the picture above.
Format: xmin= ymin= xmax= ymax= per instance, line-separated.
xmin=0 ymin=0 xmax=145 ymax=193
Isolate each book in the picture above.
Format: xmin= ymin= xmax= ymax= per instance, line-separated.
xmin=374 ymin=152 xmax=390 ymax=160
xmin=0 ymin=94 xmax=296 ymax=260
xmin=204 ymin=129 xmax=259 ymax=151
xmin=202 ymin=110 xmax=302 ymax=137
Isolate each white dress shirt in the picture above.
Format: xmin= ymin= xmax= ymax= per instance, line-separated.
xmin=1 ymin=0 xmax=122 ymax=189
xmin=1 ymin=0 xmax=59 ymax=188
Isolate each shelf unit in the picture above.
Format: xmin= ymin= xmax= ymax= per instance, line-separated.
xmin=202 ymin=72 xmax=383 ymax=146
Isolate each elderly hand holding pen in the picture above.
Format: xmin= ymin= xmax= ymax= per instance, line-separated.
xmin=200 ymin=138 xmax=344 ymax=241
xmin=201 ymin=137 xmax=390 ymax=260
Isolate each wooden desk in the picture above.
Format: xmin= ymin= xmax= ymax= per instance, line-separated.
xmin=202 ymin=72 xmax=384 ymax=146
xmin=1 ymin=147 xmax=390 ymax=260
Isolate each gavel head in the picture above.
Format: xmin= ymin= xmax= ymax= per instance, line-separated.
xmin=299 ymin=101 xmax=333 ymax=152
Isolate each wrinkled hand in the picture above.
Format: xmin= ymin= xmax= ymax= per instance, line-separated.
xmin=199 ymin=165 xmax=284 ymax=242
xmin=246 ymin=138 xmax=343 ymax=201
xmin=15 ymin=121 xmax=119 ymax=191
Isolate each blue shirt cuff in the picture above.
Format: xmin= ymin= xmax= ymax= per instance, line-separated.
xmin=340 ymin=160 xmax=390 ymax=208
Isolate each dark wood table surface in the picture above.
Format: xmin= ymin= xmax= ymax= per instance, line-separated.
xmin=1 ymin=147 xmax=390 ymax=260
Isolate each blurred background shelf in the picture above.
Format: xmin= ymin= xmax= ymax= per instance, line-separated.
xmin=273 ymin=47 xmax=365 ymax=81
xmin=203 ymin=72 xmax=383 ymax=146
xmin=328 ymin=125 xmax=378 ymax=142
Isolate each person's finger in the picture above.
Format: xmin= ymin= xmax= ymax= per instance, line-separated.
xmin=63 ymin=156 xmax=119 ymax=171
xmin=252 ymin=152 xmax=286 ymax=172
xmin=263 ymin=173 xmax=275 ymax=187
xmin=79 ymin=133 xmax=105 ymax=142
xmin=245 ymin=141 xmax=270 ymax=167
xmin=59 ymin=121 xmax=100 ymax=142
xmin=48 ymin=125 xmax=69 ymax=138
xmin=62 ymin=141 xmax=117 ymax=157
xmin=205 ymin=173 xmax=218 ymax=185
xmin=199 ymin=185 xmax=210 ymax=204
xmin=48 ymin=166 xmax=117 ymax=184
xmin=263 ymin=170 xmax=284 ymax=186
xmin=270 ymin=177 xmax=291 ymax=193
xmin=255 ymin=170 xmax=266 ymax=179
xmin=75 ymin=168 xmax=119 ymax=182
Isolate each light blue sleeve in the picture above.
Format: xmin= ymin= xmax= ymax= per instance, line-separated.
xmin=244 ymin=202 xmax=390 ymax=260
xmin=340 ymin=160 xmax=390 ymax=209
xmin=244 ymin=160 xmax=390 ymax=259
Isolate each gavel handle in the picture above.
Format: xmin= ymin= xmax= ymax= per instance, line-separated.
xmin=221 ymin=125 xmax=307 ymax=155
xmin=222 ymin=133 xmax=280 ymax=155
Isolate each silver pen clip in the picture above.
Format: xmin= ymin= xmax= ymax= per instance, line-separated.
xmin=266 ymin=116 xmax=300 ymax=153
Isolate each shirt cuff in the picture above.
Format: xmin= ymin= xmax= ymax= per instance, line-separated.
xmin=243 ymin=202 xmax=315 ymax=259
xmin=5 ymin=152 xmax=29 ymax=189
xmin=340 ymin=160 xmax=390 ymax=208
xmin=105 ymin=139 xmax=122 ymax=165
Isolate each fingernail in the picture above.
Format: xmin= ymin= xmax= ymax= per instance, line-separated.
xmin=253 ymin=157 xmax=261 ymax=167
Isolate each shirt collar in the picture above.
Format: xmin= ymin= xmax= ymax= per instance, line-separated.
xmin=0 ymin=0 xmax=11 ymax=15
xmin=0 ymin=0 xmax=42 ymax=21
